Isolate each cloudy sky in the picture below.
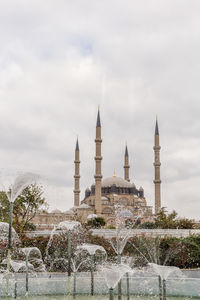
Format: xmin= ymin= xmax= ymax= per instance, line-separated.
xmin=0 ymin=0 xmax=200 ymax=219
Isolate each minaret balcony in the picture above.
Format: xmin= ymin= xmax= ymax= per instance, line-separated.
xmin=153 ymin=146 xmax=161 ymax=150
xmin=95 ymin=156 xmax=103 ymax=160
xmin=153 ymin=180 xmax=161 ymax=184
xmin=94 ymin=174 xmax=102 ymax=179
xmin=153 ymin=162 xmax=161 ymax=166
xmin=74 ymin=160 xmax=80 ymax=164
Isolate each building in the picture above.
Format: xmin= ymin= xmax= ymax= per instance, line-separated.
xmin=74 ymin=108 xmax=161 ymax=225
xmin=32 ymin=108 xmax=161 ymax=229
xmin=32 ymin=209 xmax=76 ymax=230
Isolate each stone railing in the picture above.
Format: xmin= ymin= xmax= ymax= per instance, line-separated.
xmin=24 ymin=228 xmax=200 ymax=238
xmin=91 ymin=228 xmax=200 ymax=238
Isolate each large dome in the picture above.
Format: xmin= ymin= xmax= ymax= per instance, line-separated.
xmin=101 ymin=176 xmax=134 ymax=188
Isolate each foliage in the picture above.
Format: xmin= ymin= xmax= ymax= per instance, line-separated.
xmin=154 ymin=209 xmax=178 ymax=229
xmin=4 ymin=229 xmax=200 ymax=271
xmin=86 ymin=232 xmax=116 ymax=259
xmin=21 ymin=236 xmax=49 ymax=261
xmin=0 ymin=184 xmax=47 ymax=234
xmin=176 ymin=218 xmax=195 ymax=229
xmin=154 ymin=208 xmax=195 ymax=229
xmin=45 ymin=226 xmax=91 ymax=272
xmin=0 ymin=191 xmax=10 ymax=222
xmin=106 ymin=225 xmax=116 ymax=229
xmin=139 ymin=222 xmax=157 ymax=229
xmin=125 ymin=236 xmax=163 ymax=266
xmin=125 ymin=234 xmax=200 ymax=269
xmin=87 ymin=217 xmax=106 ymax=228
xmin=137 ymin=210 xmax=195 ymax=229
xmin=165 ymin=235 xmax=200 ymax=268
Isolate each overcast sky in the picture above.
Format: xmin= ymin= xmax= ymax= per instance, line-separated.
xmin=0 ymin=0 xmax=200 ymax=219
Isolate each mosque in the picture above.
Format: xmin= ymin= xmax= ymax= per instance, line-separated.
xmin=73 ymin=109 xmax=161 ymax=226
xmin=32 ymin=108 xmax=161 ymax=228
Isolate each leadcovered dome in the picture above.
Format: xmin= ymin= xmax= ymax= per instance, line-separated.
xmin=85 ymin=175 xmax=144 ymax=198
xmin=102 ymin=176 xmax=134 ymax=188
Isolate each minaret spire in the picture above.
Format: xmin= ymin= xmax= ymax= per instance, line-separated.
xmin=96 ymin=106 xmax=101 ymax=127
xmin=75 ymin=137 xmax=79 ymax=151
xmin=94 ymin=107 xmax=102 ymax=215
xmin=74 ymin=137 xmax=80 ymax=206
xmin=124 ymin=143 xmax=130 ymax=182
xmin=154 ymin=117 xmax=161 ymax=214
xmin=155 ymin=116 xmax=159 ymax=135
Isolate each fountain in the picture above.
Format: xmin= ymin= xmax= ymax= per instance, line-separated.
xmin=21 ymin=247 xmax=45 ymax=297
xmin=77 ymin=243 xmax=107 ymax=295
xmin=0 ymin=239 xmax=45 ymax=298
xmin=0 ymin=222 xmax=199 ymax=299
xmin=109 ymin=223 xmax=131 ymax=300
xmin=99 ymin=263 xmax=132 ymax=300
xmin=71 ymin=250 xmax=91 ymax=298
xmin=45 ymin=220 xmax=82 ymax=296
xmin=127 ymin=236 xmax=185 ymax=300
xmin=148 ymin=263 xmax=183 ymax=300
xmin=0 ymin=176 xmax=199 ymax=298
xmin=1 ymin=172 xmax=39 ymax=297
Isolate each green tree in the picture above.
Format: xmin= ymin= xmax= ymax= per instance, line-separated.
xmin=139 ymin=222 xmax=157 ymax=229
xmin=0 ymin=191 xmax=10 ymax=222
xmin=154 ymin=209 xmax=178 ymax=229
xmin=87 ymin=217 xmax=106 ymax=228
xmin=154 ymin=208 xmax=195 ymax=229
xmin=176 ymin=218 xmax=194 ymax=229
xmin=0 ymin=184 xmax=47 ymax=234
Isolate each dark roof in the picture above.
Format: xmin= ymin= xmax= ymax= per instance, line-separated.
xmin=96 ymin=109 xmax=101 ymax=127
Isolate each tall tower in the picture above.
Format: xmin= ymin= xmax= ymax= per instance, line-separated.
xmin=154 ymin=118 xmax=161 ymax=214
xmin=124 ymin=144 xmax=130 ymax=182
xmin=74 ymin=138 xmax=80 ymax=207
xmin=94 ymin=108 xmax=102 ymax=215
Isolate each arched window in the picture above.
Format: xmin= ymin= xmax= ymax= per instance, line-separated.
xmin=118 ymin=197 xmax=129 ymax=206
xmin=102 ymin=207 xmax=113 ymax=214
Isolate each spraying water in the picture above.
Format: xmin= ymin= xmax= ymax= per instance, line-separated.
xmin=3 ymin=172 xmax=39 ymax=297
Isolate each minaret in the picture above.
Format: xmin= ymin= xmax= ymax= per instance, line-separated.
xmin=154 ymin=118 xmax=161 ymax=214
xmin=94 ymin=108 xmax=102 ymax=215
xmin=74 ymin=138 xmax=80 ymax=207
xmin=124 ymin=144 xmax=130 ymax=182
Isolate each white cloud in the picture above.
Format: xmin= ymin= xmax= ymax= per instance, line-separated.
xmin=0 ymin=0 xmax=200 ymax=219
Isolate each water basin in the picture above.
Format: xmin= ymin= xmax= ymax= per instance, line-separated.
xmin=0 ymin=296 xmax=198 ymax=300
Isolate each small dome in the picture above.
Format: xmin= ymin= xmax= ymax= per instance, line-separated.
xmin=51 ymin=209 xmax=62 ymax=214
xmin=87 ymin=214 xmax=98 ymax=220
xmin=78 ymin=203 xmax=90 ymax=209
xmin=70 ymin=206 xmax=78 ymax=211
xmin=101 ymin=176 xmax=133 ymax=188
xmin=64 ymin=210 xmax=75 ymax=215
xmin=85 ymin=187 xmax=90 ymax=191
xmin=57 ymin=221 xmax=81 ymax=231
xmin=118 ymin=209 xmax=133 ymax=218
xmin=139 ymin=186 xmax=144 ymax=191
xmin=101 ymin=196 xmax=109 ymax=200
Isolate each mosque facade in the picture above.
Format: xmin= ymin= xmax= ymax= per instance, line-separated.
xmin=32 ymin=109 xmax=161 ymax=229
xmin=72 ymin=109 xmax=161 ymax=226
